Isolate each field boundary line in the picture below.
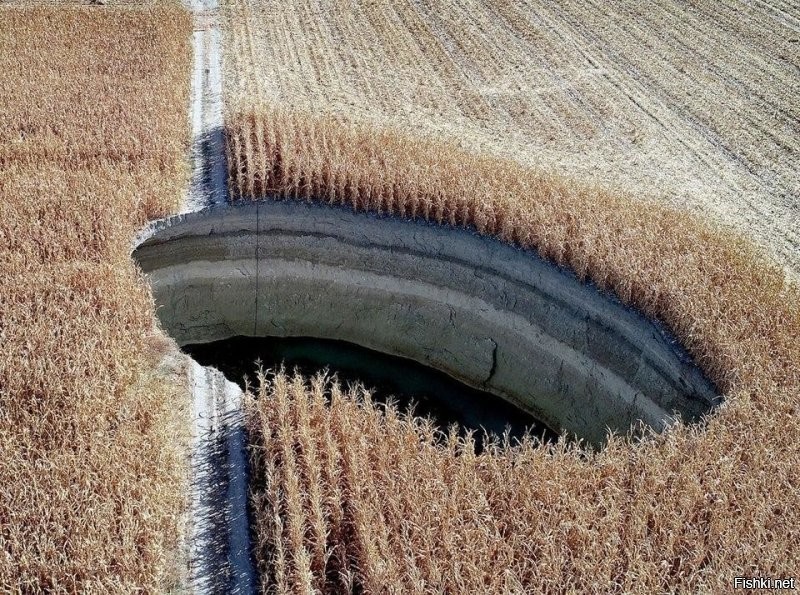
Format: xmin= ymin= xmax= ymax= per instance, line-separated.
xmin=183 ymin=0 xmax=255 ymax=592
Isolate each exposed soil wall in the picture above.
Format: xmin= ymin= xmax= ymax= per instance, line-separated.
xmin=134 ymin=200 xmax=718 ymax=444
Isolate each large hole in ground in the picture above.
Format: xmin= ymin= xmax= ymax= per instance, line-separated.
xmin=133 ymin=199 xmax=720 ymax=446
xmin=185 ymin=335 xmax=557 ymax=449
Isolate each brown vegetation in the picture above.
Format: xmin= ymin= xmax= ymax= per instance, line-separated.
xmin=248 ymin=357 xmax=800 ymax=593
xmin=0 ymin=7 xmax=191 ymax=591
xmin=223 ymin=0 xmax=799 ymax=276
xmin=231 ymin=87 xmax=800 ymax=595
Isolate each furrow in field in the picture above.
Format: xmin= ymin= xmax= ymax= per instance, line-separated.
xmin=221 ymin=0 xmax=799 ymax=274
xmin=291 ymin=0 xmax=329 ymax=107
xmin=384 ymin=0 xmax=485 ymax=122
xmin=651 ymin=1 xmax=799 ymax=212
xmin=544 ymin=0 xmax=732 ymax=173
xmin=437 ymin=0 xmax=570 ymax=138
xmin=298 ymin=0 xmax=345 ymax=110
xmin=551 ymin=0 xmax=798 ymax=269
xmin=499 ymin=1 xmax=629 ymax=146
xmin=753 ymin=0 xmax=800 ymax=31
xmin=326 ymin=0 xmax=382 ymax=117
xmin=528 ymin=0 xmax=731 ymax=197
xmin=612 ymin=0 xmax=797 ymax=183
xmin=489 ymin=1 xmax=626 ymax=147
xmin=360 ymin=1 xmax=431 ymax=116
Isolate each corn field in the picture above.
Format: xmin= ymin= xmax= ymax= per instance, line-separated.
xmin=223 ymin=0 xmax=800 ymax=276
xmin=1 ymin=0 xmax=799 ymax=591
xmin=0 ymin=7 xmax=191 ymax=591
xmin=233 ymin=107 xmax=800 ymax=592
xmin=224 ymin=1 xmax=800 ymax=591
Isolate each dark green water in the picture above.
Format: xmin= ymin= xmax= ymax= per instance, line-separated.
xmin=184 ymin=336 xmax=556 ymax=448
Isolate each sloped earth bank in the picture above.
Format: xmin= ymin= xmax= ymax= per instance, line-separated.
xmin=133 ymin=200 xmax=719 ymax=446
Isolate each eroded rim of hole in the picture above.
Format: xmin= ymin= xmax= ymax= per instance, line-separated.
xmin=133 ymin=199 xmax=721 ymax=446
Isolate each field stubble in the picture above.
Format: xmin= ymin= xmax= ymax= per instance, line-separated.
xmin=224 ymin=0 xmax=799 ymax=277
xmin=224 ymin=1 xmax=800 ymax=592
xmin=0 ymin=7 xmax=191 ymax=591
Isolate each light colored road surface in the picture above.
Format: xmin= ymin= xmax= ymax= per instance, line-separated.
xmin=184 ymin=0 xmax=256 ymax=592
xmin=223 ymin=0 xmax=799 ymax=278
xmin=186 ymin=361 xmax=254 ymax=593
xmin=186 ymin=0 xmax=227 ymax=213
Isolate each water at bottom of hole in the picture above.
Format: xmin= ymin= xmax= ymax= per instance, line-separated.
xmin=184 ymin=336 xmax=556 ymax=450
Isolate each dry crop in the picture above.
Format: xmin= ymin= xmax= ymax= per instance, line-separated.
xmin=248 ymin=368 xmax=800 ymax=593
xmin=0 ymin=7 xmax=191 ymax=591
xmin=237 ymin=110 xmax=800 ymax=593
xmin=223 ymin=1 xmax=800 ymax=592
xmin=223 ymin=0 xmax=799 ymax=276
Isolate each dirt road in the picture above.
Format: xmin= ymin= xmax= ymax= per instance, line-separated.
xmin=183 ymin=0 xmax=256 ymax=591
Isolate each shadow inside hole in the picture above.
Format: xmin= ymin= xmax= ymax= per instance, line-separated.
xmin=184 ymin=336 xmax=558 ymax=452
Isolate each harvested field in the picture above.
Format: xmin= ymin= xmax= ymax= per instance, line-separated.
xmin=0 ymin=7 xmax=191 ymax=591
xmin=222 ymin=1 xmax=800 ymax=592
xmin=223 ymin=0 xmax=799 ymax=277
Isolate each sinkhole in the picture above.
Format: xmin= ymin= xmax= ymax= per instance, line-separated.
xmin=185 ymin=335 xmax=556 ymax=448
xmin=133 ymin=199 xmax=721 ymax=447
